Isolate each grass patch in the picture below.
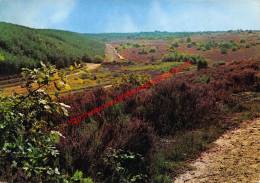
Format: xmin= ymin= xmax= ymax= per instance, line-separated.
xmin=123 ymin=62 xmax=183 ymax=72
xmin=194 ymin=75 xmax=210 ymax=84
xmin=151 ymin=124 xmax=226 ymax=181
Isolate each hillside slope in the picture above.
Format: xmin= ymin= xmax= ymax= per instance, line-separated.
xmin=0 ymin=22 xmax=105 ymax=75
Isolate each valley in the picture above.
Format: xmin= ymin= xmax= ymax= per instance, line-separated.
xmin=0 ymin=22 xmax=259 ymax=183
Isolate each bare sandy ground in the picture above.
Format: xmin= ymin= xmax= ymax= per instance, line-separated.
xmin=174 ymin=118 xmax=260 ymax=183
xmin=85 ymin=63 xmax=101 ymax=70
xmin=105 ymin=44 xmax=125 ymax=62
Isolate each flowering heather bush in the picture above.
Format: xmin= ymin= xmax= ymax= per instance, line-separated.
xmin=59 ymin=60 xmax=259 ymax=182
xmin=140 ymin=80 xmax=217 ymax=134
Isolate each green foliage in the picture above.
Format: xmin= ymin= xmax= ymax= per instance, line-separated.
xmin=93 ymin=55 xmax=104 ymax=63
xmin=133 ymin=43 xmax=141 ymax=48
xmin=138 ymin=49 xmax=148 ymax=54
xmin=232 ymin=47 xmax=238 ymax=51
xmin=186 ymin=43 xmax=192 ymax=48
xmin=240 ymin=39 xmax=246 ymax=43
xmin=0 ymin=22 xmax=105 ymax=74
xmin=186 ymin=37 xmax=192 ymax=43
xmin=162 ymin=51 xmax=206 ymax=65
xmin=0 ymin=63 xmax=72 ymax=182
xmin=89 ymin=31 xmax=203 ymax=41
xmin=221 ymin=47 xmax=228 ymax=54
xmin=0 ymin=53 xmax=4 ymax=62
xmin=204 ymin=40 xmax=218 ymax=50
xmin=153 ymin=174 xmax=172 ymax=183
xmin=196 ymin=40 xmax=239 ymax=53
xmin=197 ymin=60 xmax=208 ymax=70
xmin=194 ymin=75 xmax=210 ymax=83
xmin=70 ymin=170 xmax=94 ymax=183
xmin=171 ymin=42 xmax=179 ymax=48
xmin=120 ymin=73 xmax=150 ymax=87
xmin=149 ymin=48 xmax=156 ymax=53
xmin=221 ymin=41 xmax=239 ymax=50
xmin=100 ymin=148 xmax=148 ymax=183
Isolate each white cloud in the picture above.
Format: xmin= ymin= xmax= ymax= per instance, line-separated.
xmin=1 ymin=0 xmax=259 ymax=32
xmin=144 ymin=0 xmax=260 ymax=31
xmin=105 ymin=14 xmax=139 ymax=33
xmin=0 ymin=0 xmax=76 ymax=28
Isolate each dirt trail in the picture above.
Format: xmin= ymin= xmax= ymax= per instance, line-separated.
xmin=174 ymin=118 xmax=260 ymax=183
xmin=105 ymin=44 xmax=125 ymax=62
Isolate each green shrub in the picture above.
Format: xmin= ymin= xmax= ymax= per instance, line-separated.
xmin=186 ymin=37 xmax=192 ymax=43
xmin=0 ymin=53 xmax=4 ymax=62
xmin=194 ymin=75 xmax=210 ymax=83
xmin=232 ymin=47 xmax=238 ymax=51
xmin=153 ymin=175 xmax=172 ymax=183
xmin=70 ymin=170 xmax=94 ymax=183
xmin=197 ymin=60 xmax=208 ymax=70
xmin=133 ymin=43 xmax=141 ymax=48
xmin=162 ymin=52 xmax=206 ymax=66
xmin=0 ymin=63 xmax=73 ymax=182
xmin=187 ymin=43 xmax=192 ymax=48
xmin=138 ymin=49 xmax=148 ymax=54
xmin=171 ymin=42 xmax=179 ymax=48
xmin=93 ymin=55 xmax=103 ymax=63
xmin=221 ymin=47 xmax=227 ymax=54
xmin=149 ymin=48 xmax=156 ymax=53
xmin=120 ymin=73 xmax=150 ymax=87
xmin=240 ymin=39 xmax=246 ymax=43
xmin=99 ymin=148 xmax=148 ymax=183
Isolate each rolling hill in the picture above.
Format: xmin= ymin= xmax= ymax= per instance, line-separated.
xmin=0 ymin=22 xmax=105 ymax=75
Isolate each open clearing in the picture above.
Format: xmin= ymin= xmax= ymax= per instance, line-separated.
xmin=174 ymin=118 xmax=260 ymax=183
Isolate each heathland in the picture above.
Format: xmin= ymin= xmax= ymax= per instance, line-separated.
xmin=0 ymin=23 xmax=259 ymax=183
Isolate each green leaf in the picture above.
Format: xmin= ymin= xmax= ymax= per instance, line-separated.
xmin=72 ymin=170 xmax=83 ymax=181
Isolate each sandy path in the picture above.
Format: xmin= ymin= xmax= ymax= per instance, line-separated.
xmin=174 ymin=118 xmax=260 ymax=183
xmin=85 ymin=63 xmax=101 ymax=70
xmin=105 ymin=44 xmax=125 ymax=62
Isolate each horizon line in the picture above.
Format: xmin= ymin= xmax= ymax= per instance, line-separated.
xmin=1 ymin=21 xmax=260 ymax=35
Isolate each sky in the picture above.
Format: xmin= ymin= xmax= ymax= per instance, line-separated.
xmin=0 ymin=0 xmax=260 ymax=33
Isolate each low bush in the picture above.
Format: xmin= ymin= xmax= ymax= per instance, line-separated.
xmin=162 ymin=52 xmax=202 ymax=64
xmin=58 ymin=60 xmax=259 ymax=182
xmin=93 ymin=55 xmax=103 ymax=63
xmin=197 ymin=60 xmax=208 ymax=70
xmin=240 ymin=39 xmax=246 ymax=43
xmin=149 ymin=48 xmax=156 ymax=53
xmin=138 ymin=49 xmax=148 ymax=54
xmin=171 ymin=42 xmax=179 ymax=48
xmin=221 ymin=47 xmax=228 ymax=54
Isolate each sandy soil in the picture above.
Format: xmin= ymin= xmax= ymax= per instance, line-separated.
xmin=174 ymin=118 xmax=260 ymax=183
xmin=105 ymin=44 xmax=125 ymax=62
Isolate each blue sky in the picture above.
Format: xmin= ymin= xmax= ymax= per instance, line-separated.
xmin=0 ymin=0 xmax=260 ymax=33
